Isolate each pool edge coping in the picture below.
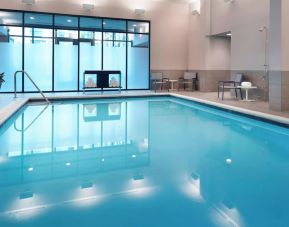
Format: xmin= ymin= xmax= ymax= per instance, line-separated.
xmin=1 ymin=92 xmax=289 ymax=128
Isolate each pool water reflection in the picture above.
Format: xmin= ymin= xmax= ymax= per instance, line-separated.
xmin=0 ymin=97 xmax=289 ymax=227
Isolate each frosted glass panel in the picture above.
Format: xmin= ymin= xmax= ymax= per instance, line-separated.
xmin=24 ymin=32 xmax=53 ymax=91
xmin=0 ymin=26 xmax=22 ymax=92
xmin=54 ymin=30 xmax=78 ymax=91
xmin=79 ymin=31 xmax=102 ymax=89
xmin=103 ymin=33 xmax=126 ymax=89
xmin=127 ymin=34 xmax=149 ymax=89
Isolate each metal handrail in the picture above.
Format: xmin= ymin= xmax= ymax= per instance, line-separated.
xmin=14 ymin=70 xmax=50 ymax=104
xmin=13 ymin=104 xmax=50 ymax=132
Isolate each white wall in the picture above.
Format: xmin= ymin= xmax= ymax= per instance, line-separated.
xmin=282 ymin=0 xmax=289 ymax=71
xmin=188 ymin=0 xmax=270 ymax=71
xmin=0 ymin=0 xmax=190 ymax=70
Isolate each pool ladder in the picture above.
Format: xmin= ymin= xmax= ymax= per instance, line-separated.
xmin=14 ymin=70 xmax=50 ymax=104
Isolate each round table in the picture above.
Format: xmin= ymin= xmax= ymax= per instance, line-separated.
xmin=169 ymin=80 xmax=178 ymax=90
xmin=237 ymin=86 xmax=258 ymax=101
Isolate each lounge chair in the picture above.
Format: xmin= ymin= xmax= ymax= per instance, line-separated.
xmin=178 ymin=72 xmax=198 ymax=91
xmin=218 ymin=74 xmax=243 ymax=100
xmin=151 ymin=72 xmax=170 ymax=92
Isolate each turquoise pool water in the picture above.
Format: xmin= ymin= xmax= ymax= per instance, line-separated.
xmin=0 ymin=97 xmax=289 ymax=227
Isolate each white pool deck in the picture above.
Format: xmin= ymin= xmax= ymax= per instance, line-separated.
xmin=1 ymin=90 xmax=289 ymax=127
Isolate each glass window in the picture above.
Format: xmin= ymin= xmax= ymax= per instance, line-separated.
xmin=128 ymin=21 xmax=149 ymax=33
xmin=24 ymin=27 xmax=53 ymax=91
xmin=54 ymin=29 xmax=78 ymax=91
xmin=103 ymin=19 xmax=126 ymax=32
xmin=0 ymin=11 xmax=22 ymax=26
xmin=103 ymin=32 xmax=127 ymax=89
xmin=55 ymin=15 xmax=78 ymax=29
xmin=0 ymin=24 xmax=22 ymax=92
xmin=24 ymin=13 xmax=53 ymax=27
xmin=79 ymin=31 xmax=102 ymax=89
xmin=127 ymin=34 xmax=149 ymax=89
xmin=80 ymin=17 xmax=102 ymax=31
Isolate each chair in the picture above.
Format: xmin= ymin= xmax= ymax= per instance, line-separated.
xmin=178 ymin=72 xmax=198 ymax=91
xmin=150 ymin=72 xmax=170 ymax=92
xmin=218 ymin=74 xmax=243 ymax=100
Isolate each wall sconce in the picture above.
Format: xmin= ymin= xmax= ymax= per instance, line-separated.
xmin=22 ymin=0 xmax=36 ymax=5
xmin=135 ymin=9 xmax=146 ymax=16
xmin=190 ymin=1 xmax=201 ymax=16
xmin=82 ymin=4 xmax=94 ymax=11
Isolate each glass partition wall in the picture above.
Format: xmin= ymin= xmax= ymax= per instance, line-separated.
xmin=0 ymin=10 xmax=150 ymax=92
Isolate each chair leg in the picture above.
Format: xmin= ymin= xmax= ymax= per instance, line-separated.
xmin=222 ymin=89 xmax=224 ymax=100
xmin=218 ymin=86 xmax=220 ymax=98
xmin=239 ymin=88 xmax=243 ymax=100
xmin=235 ymin=88 xmax=238 ymax=99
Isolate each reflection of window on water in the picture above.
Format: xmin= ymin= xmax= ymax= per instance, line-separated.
xmin=84 ymin=104 xmax=97 ymax=116
xmin=109 ymin=103 xmax=121 ymax=116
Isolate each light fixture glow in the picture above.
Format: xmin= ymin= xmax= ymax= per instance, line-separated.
xmin=81 ymin=182 xmax=93 ymax=189
xmin=29 ymin=16 xmax=35 ymax=20
xmin=133 ymin=174 xmax=144 ymax=181
xmin=28 ymin=167 xmax=34 ymax=172
xmin=226 ymin=33 xmax=232 ymax=37
xmin=19 ymin=191 xmax=34 ymax=200
xmin=132 ymin=154 xmax=137 ymax=159
xmin=67 ymin=19 xmax=72 ymax=23
xmin=66 ymin=162 xmax=71 ymax=166
xmin=226 ymin=159 xmax=232 ymax=165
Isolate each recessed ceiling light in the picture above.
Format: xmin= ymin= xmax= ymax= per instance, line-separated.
xmin=67 ymin=19 xmax=72 ymax=23
xmin=29 ymin=16 xmax=35 ymax=20
xmin=103 ymin=21 xmax=106 ymax=25
xmin=133 ymin=24 xmax=137 ymax=27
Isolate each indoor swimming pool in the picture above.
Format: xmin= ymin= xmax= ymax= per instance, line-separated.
xmin=0 ymin=96 xmax=289 ymax=227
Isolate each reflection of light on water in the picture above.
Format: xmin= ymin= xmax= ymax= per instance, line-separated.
xmin=0 ymin=156 xmax=8 ymax=164
xmin=125 ymin=176 xmax=157 ymax=198
xmin=138 ymin=138 xmax=149 ymax=152
xmin=180 ymin=172 xmax=204 ymax=202
xmin=210 ymin=203 xmax=245 ymax=227
xmin=71 ymin=185 xmax=104 ymax=208
xmin=181 ymin=178 xmax=204 ymax=202
xmin=6 ymin=194 xmax=46 ymax=221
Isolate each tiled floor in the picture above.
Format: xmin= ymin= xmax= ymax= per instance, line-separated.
xmin=1 ymin=90 xmax=289 ymax=125
xmin=176 ymin=91 xmax=289 ymax=118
